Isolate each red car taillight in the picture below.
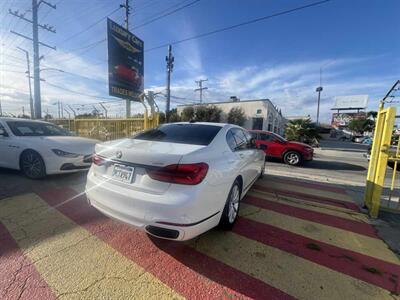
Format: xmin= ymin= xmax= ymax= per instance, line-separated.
xmin=92 ymin=154 xmax=105 ymax=166
xmin=147 ymin=163 xmax=209 ymax=185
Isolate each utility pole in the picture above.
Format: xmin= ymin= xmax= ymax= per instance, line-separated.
xmin=194 ymin=79 xmax=208 ymax=103
xmin=17 ymin=47 xmax=34 ymax=118
xmin=165 ymin=44 xmax=174 ymax=122
xmin=9 ymin=1 xmax=56 ymax=119
xmin=316 ymin=86 xmax=323 ymax=125
xmin=120 ymin=0 xmax=131 ymax=118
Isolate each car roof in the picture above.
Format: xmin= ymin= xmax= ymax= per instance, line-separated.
xmin=0 ymin=117 xmax=50 ymax=124
xmin=249 ymin=129 xmax=274 ymax=134
xmin=167 ymin=122 xmax=229 ymax=128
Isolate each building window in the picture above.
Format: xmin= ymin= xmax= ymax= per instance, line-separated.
xmin=256 ymin=109 xmax=262 ymax=114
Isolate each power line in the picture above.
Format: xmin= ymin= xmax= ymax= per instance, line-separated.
xmin=145 ymin=0 xmax=331 ymax=52
xmin=58 ymin=7 xmax=121 ymax=45
xmin=133 ymin=0 xmax=201 ymax=30
xmin=43 ymin=81 xmax=115 ymax=100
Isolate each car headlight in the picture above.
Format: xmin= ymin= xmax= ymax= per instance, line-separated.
xmin=52 ymin=149 xmax=80 ymax=158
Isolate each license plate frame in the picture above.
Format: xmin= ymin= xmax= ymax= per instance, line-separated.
xmin=112 ymin=164 xmax=134 ymax=183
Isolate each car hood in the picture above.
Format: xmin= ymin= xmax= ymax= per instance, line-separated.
xmin=286 ymin=141 xmax=312 ymax=149
xmin=22 ymin=136 xmax=98 ymax=154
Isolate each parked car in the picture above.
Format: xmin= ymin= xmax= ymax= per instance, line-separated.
xmin=249 ymin=130 xmax=313 ymax=166
xmin=86 ymin=122 xmax=266 ymax=241
xmin=362 ymin=137 xmax=373 ymax=145
xmin=352 ymin=136 xmax=366 ymax=143
xmin=0 ymin=117 xmax=98 ymax=179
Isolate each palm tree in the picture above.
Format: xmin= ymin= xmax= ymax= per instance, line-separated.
xmin=285 ymin=119 xmax=320 ymax=144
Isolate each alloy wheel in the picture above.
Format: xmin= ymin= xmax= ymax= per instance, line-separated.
xmin=228 ymin=184 xmax=240 ymax=223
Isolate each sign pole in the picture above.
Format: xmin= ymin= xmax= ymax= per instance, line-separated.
xmin=122 ymin=0 xmax=131 ymax=118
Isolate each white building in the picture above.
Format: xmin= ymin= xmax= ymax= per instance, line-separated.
xmin=177 ymin=97 xmax=286 ymax=135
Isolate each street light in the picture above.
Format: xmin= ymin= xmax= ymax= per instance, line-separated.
xmin=316 ymin=86 xmax=323 ymax=125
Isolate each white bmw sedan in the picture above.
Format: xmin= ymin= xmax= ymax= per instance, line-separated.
xmin=0 ymin=117 xmax=98 ymax=179
xmin=86 ymin=122 xmax=266 ymax=241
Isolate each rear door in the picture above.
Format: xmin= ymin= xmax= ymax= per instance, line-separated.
xmin=259 ymin=132 xmax=275 ymax=156
xmin=230 ymin=128 xmax=254 ymax=189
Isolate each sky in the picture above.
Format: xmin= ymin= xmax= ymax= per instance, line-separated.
xmin=0 ymin=0 xmax=399 ymax=122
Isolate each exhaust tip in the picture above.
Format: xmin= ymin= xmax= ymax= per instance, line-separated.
xmin=145 ymin=225 xmax=179 ymax=239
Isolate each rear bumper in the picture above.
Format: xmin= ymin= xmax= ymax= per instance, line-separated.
xmin=85 ymin=170 xmax=222 ymax=241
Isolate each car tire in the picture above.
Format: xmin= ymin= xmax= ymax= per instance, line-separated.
xmin=219 ymin=179 xmax=241 ymax=230
xmin=20 ymin=150 xmax=46 ymax=179
xmin=283 ymin=151 xmax=302 ymax=166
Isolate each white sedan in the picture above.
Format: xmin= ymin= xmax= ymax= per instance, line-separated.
xmin=86 ymin=122 xmax=266 ymax=241
xmin=0 ymin=117 xmax=98 ymax=179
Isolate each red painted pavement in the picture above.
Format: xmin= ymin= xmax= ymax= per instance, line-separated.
xmin=37 ymin=187 xmax=294 ymax=300
xmin=253 ymin=184 xmax=360 ymax=211
xmin=244 ymin=195 xmax=378 ymax=238
xmin=234 ymin=217 xmax=400 ymax=293
xmin=0 ymin=223 xmax=56 ymax=300
xmin=266 ymin=177 xmax=348 ymax=194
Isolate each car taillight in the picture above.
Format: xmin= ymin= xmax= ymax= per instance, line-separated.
xmin=92 ymin=154 xmax=105 ymax=166
xmin=147 ymin=163 xmax=209 ymax=185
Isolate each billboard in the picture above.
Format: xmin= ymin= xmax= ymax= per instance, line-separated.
xmin=331 ymin=112 xmax=366 ymax=127
xmin=107 ymin=18 xmax=144 ymax=100
xmin=331 ymin=95 xmax=368 ymax=110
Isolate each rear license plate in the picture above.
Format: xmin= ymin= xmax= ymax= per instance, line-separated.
xmin=112 ymin=164 xmax=134 ymax=183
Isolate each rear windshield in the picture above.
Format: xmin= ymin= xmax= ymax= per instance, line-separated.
xmin=134 ymin=123 xmax=222 ymax=146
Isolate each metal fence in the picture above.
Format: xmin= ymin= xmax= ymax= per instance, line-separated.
xmin=51 ymin=113 xmax=159 ymax=141
xmin=364 ymin=80 xmax=400 ymax=217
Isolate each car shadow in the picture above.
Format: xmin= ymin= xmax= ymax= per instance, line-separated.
xmin=303 ymin=160 xmax=367 ymax=171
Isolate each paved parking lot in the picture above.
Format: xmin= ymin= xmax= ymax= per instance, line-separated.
xmin=1 ymin=155 xmax=400 ymax=300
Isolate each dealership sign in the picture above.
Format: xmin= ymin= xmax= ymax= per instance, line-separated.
xmin=107 ymin=18 xmax=144 ymax=100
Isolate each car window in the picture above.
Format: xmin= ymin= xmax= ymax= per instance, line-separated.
xmin=226 ymin=130 xmax=237 ymax=151
xmin=260 ymin=133 xmax=274 ymax=141
xmin=0 ymin=122 xmax=8 ymax=135
xmin=249 ymin=132 xmax=258 ymax=139
xmin=134 ymin=123 xmax=221 ymax=146
xmin=6 ymin=121 xmax=71 ymax=136
xmin=231 ymin=128 xmax=248 ymax=150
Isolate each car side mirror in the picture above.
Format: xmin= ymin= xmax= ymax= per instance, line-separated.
xmin=249 ymin=138 xmax=257 ymax=148
xmin=0 ymin=128 xmax=8 ymax=137
xmin=259 ymin=144 xmax=267 ymax=150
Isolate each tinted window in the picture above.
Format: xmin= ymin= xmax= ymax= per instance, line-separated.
xmin=226 ymin=130 xmax=237 ymax=151
xmin=231 ymin=128 xmax=248 ymax=150
xmin=249 ymin=132 xmax=258 ymax=139
xmin=134 ymin=123 xmax=221 ymax=146
xmin=6 ymin=121 xmax=70 ymax=136
xmin=260 ymin=133 xmax=274 ymax=141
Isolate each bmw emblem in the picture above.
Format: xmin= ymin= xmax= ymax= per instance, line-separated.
xmin=116 ymin=151 xmax=122 ymax=159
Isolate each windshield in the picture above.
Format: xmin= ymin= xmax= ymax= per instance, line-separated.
xmin=6 ymin=121 xmax=71 ymax=137
xmin=273 ymin=132 xmax=287 ymax=142
xmin=134 ymin=123 xmax=222 ymax=146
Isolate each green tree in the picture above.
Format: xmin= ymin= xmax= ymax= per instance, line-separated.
xmin=181 ymin=106 xmax=195 ymax=121
xmin=158 ymin=111 xmax=166 ymax=124
xmin=194 ymin=105 xmax=222 ymax=122
xmin=227 ymin=107 xmax=246 ymax=126
xmin=169 ymin=108 xmax=180 ymax=122
xmin=285 ymin=119 xmax=320 ymax=142
xmin=348 ymin=118 xmax=374 ymax=134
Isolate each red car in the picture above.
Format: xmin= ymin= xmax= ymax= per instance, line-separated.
xmin=249 ymin=130 xmax=314 ymax=166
